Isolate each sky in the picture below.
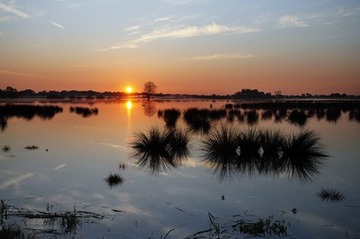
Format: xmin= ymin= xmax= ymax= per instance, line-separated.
xmin=0 ymin=0 xmax=359 ymax=95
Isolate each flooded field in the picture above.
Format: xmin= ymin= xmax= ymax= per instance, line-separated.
xmin=1 ymin=99 xmax=359 ymax=238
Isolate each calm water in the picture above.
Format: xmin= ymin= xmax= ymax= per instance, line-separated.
xmin=1 ymin=99 xmax=360 ymax=239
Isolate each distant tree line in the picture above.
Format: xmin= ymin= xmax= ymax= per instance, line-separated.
xmin=0 ymin=86 xmax=358 ymax=99
xmin=0 ymin=86 xmax=131 ymax=99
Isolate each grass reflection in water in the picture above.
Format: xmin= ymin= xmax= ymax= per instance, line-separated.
xmin=131 ymin=126 xmax=190 ymax=174
xmin=202 ymin=125 xmax=328 ymax=181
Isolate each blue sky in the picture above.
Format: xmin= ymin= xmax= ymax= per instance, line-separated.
xmin=1 ymin=0 xmax=359 ymax=94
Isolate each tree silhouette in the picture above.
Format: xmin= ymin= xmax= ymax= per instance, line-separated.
xmin=143 ymin=81 xmax=156 ymax=100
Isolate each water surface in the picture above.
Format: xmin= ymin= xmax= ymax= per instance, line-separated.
xmin=1 ymin=99 xmax=359 ymax=238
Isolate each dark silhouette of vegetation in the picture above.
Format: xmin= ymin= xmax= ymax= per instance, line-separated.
xmin=105 ymin=173 xmax=125 ymax=188
xmin=131 ymin=127 xmax=190 ymax=174
xmin=0 ymin=200 xmax=104 ymax=238
xmin=236 ymin=216 xmax=288 ymax=237
xmin=185 ymin=213 xmax=289 ymax=239
xmin=325 ymin=108 xmax=341 ymax=123
xmin=349 ymin=109 xmax=360 ymax=122
xmin=202 ymin=125 xmax=240 ymax=180
xmin=143 ymin=81 xmax=157 ymax=100
xmin=244 ymin=110 xmax=259 ymax=125
xmin=2 ymin=145 xmax=10 ymax=152
xmin=158 ymin=108 xmax=181 ymax=128
xmin=1 ymin=86 xmax=359 ymax=100
xmin=287 ymin=109 xmax=309 ymax=127
xmin=233 ymin=89 xmax=271 ymax=99
xmin=317 ymin=188 xmax=345 ymax=202
xmin=281 ymin=130 xmax=327 ymax=181
xmin=0 ymin=104 xmax=63 ymax=132
xmin=24 ymin=145 xmax=39 ymax=150
xmin=69 ymin=106 xmax=98 ymax=117
xmin=202 ymin=126 xmax=328 ymax=181
xmin=183 ymin=108 xmax=212 ymax=134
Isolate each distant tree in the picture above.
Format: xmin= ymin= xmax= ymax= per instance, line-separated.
xmin=6 ymin=86 xmax=17 ymax=92
xmin=143 ymin=81 xmax=157 ymax=100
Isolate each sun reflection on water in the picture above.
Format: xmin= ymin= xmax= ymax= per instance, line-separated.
xmin=126 ymin=100 xmax=133 ymax=111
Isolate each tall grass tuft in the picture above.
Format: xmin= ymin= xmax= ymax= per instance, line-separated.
xmin=163 ymin=108 xmax=181 ymax=128
xmin=258 ymin=130 xmax=284 ymax=174
xmin=202 ymin=124 xmax=240 ymax=180
xmin=131 ymin=126 xmax=190 ymax=174
xmin=281 ymin=130 xmax=328 ymax=181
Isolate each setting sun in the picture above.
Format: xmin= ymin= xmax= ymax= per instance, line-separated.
xmin=125 ymin=86 xmax=133 ymax=94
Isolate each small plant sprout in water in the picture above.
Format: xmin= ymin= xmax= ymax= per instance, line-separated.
xmin=2 ymin=145 xmax=10 ymax=152
xmin=105 ymin=173 xmax=125 ymax=188
xmin=119 ymin=162 xmax=127 ymax=170
xmin=317 ymin=188 xmax=346 ymax=202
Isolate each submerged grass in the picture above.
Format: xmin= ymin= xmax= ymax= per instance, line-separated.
xmin=236 ymin=216 xmax=288 ymax=237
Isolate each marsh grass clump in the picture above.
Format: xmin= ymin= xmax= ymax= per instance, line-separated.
xmin=202 ymin=124 xmax=240 ymax=180
xmin=2 ymin=145 xmax=10 ymax=152
xmin=287 ymin=109 xmax=309 ymax=127
xmin=326 ymin=108 xmax=341 ymax=123
xmin=69 ymin=106 xmax=98 ymax=118
xmin=258 ymin=130 xmax=284 ymax=174
xmin=201 ymin=124 xmax=328 ymax=181
xmin=163 ymin=108 xmax=181 ymax=128
xmin=168 ymin=128 xmax=191 ymax=160
xmin=245 ymin=110 xmax=259 ymax=125
xmin=131 ymin=127 xmax=190 ymax=174
xmin=105 ymin=173 xmax=125 ymax=188
xmin=24 ymin=145 xmax=39 ymax=150
xmin=238 ymin=128 xmax=262 ymax=160
xmin=317 ymin=188 xmax=345 ymax=202
xmin=281 ymin=130 xmax=328 ymax=181
xmin=183 ymin=108 xmax=211 ymax=134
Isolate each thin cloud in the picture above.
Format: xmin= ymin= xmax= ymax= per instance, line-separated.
xmin=164 ymin=0 xmax=208 ymax=4
xmin=192 ymin=53 xmax=257 ymax=61
xmin=50 ymin=21 xmax=64 ymax=29
xmin=154 ymin=16 xmax=173 ymax=22
xmin=97 ymin=43 xmax=138 ymax=51
xmin=125 ymin=25 xmax=141 ymax=32
xmin=0 ymin=2 xmax=30 ymax=19
xmin=277 ymin=15 xmax=307 ymax=28
xmin=0 ymin=69 xmax=48 ymax=78
xmin=134 ymin=23 xmax=259 ymax=43
xmin=100 ymin=23 xmax=259 ymax=51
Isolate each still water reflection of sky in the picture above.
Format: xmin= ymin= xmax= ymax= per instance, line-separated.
xmin=0 ymin=100 xmax=359 ymax=238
